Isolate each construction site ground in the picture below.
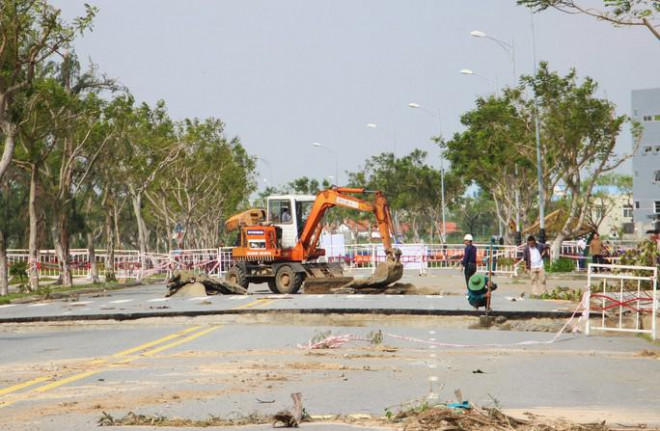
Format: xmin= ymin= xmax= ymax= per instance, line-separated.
xmin=0 ymin=270 xmax=658 ymax=430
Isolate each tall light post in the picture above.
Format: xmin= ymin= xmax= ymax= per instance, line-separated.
xmin=408 ymin=102 xmax=446 ymax=243
xmin=366 ymin=123 xmax=397 ymax=156
xmin=460 ymin=69 xmax=499 ymax=95
xmin=311 ymin=142 xmax=339 ymax=186
xmin=470 ymin=30 xmax=516 ymax=85
xmin=470 ymin=29 xmax=521 ymax=244
xmin=255 ymin=157 xmax=273 ymax=187
xmin=530 ymin=13 xmax=545 ymax=244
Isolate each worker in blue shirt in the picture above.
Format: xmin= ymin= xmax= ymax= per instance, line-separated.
xmin=467 ymin=273 xmax=498 ymax=309
xmin=461 ymin=234 xmax=477 ymax=290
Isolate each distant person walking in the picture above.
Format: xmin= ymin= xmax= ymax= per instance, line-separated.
xmin=589 ymin=232 xmax=604 ymax=271
xmin=523 ymin=235 xmax=549 ymax=296
xmin=461 ymin=234 xmax=477 ymax=290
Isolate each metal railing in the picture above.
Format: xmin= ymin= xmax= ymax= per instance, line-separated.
xmin=585 ymin=263 xmax=657 ymax=340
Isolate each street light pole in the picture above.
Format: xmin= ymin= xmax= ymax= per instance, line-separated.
xmin=470 ymin=29 xmax=521 ymax=244
xmin=255 ymin=157 xmax=273 ymax=187
xmin=530 ymin=13 xmax=546 ymax=244
xmin=460 ymin=69 xmax=499 ymax=95
xmin=366 ymin=123 xmax=397 ymax=156
xmin=408 ymin=102 xmax=446 ymax=243
xmin=311 ymin=142 xmax=339 ymax=186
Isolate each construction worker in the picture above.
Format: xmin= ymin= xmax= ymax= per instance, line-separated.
xmin=461 ymin=234 xmax=477 ymax=290
xmin=467 ymin=273 xmax=498 ymax=309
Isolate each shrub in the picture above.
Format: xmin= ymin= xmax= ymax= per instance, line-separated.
xmin=545 ymin=257 xmax=575 ymax=273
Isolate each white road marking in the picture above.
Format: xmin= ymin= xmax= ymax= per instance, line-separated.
xmin=147 ymin=298 xmax=170 ymax=302
xmin=187 ymin=296 xmax=211 ymax=301
xmin=228 ymin=296 xmax=250 ymax=301
xmin=109 ymin=299 xmax=134 ymax=304
xmin=0 ymin=304 xmax=17 ymax=308
xmin=349 ymin=295 xmax=365 ymax=299
xmin=69 ymin=301 xmax=93 ymax=306
xmin=28 ymin=303 xmax=49 ymax=307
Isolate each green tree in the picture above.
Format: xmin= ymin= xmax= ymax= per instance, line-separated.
xmin=0 ymin=0 xmax=96 ymax=183
xmin=518 ymin=0 xmax=660 ymax=41
xmin=525 ymin=63 xmax=639 ymax=258
xmin=443 ymin=89 xmax=539 ymax=243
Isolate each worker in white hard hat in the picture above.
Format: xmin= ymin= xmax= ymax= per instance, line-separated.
xmin=461 ymin=234 xmax=477 ymax=290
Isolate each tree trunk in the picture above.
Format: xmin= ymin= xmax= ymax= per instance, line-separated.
xmin=87 ymin=232 xmax=100 ymax=283
xmin=0 ymin=124 xmax=17 ymax=184
xmin=0 ymin=229 xmax=8 ymax=296
xmin=28 ymin=164 xmax=39 ymax=291
xmin=132 ymin=193 xmax=148 ymax=281
xmin=104 ymin=209 xmax=116 ymax=282
xmin=56 ymin=209 xmax=73 ymax=287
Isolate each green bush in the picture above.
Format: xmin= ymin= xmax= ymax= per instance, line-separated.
xmin=545 ymin=257 xmax=575 ymax=273
xmin=9 ymin=260 xmax=29 ymax=292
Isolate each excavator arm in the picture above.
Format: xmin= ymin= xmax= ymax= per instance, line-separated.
xmin=296 ymin=187 xmax=398 ymax=260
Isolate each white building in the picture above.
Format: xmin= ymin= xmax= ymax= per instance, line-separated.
xmin=631 ymin=88 xmax=660 ymax=236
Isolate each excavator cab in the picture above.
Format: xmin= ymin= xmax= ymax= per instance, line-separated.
xmin=267 ymin=195 xmax=316 ymax=248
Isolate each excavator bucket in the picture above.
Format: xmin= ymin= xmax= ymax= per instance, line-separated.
xmin=303 ymin=249 xmax=404 ymax=294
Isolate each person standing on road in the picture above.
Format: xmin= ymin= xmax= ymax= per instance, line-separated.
xmin=461 ymin=234 xmax=477 ymax=290
xmin=523 ymin=235 xmax=549 ymax=296
xmin=589 ymin=232 xmax=604 ymax=271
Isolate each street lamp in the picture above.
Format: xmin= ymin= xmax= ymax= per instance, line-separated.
xmin=255 ymin=157 xmax=273 ymax=187
xmin=460 ymin=69 xmax=498 ymax=94
xmin=311 ymin=142 xmax=339 ymax=186
xmin=407 ymin=102 xmax=447 ymax=244
xmin=470 ymin=29 xmax=521 ymax=244
xmin=470 ymin=30 xmax=516 ymax=85
xmin=366 ymin=123 xmax=397 ymax=156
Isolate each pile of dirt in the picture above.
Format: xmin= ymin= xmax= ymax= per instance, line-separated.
xmin=399 ymin=406 xmax=611 ymax=431
xmin=166 ymin=270 xmax=247 ymax=297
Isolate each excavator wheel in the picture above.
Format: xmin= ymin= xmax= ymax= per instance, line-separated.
xmin=225 ymin=266 xmax=249 ymax=290
xmin=267 ymin=280 xmax=279 ymax=294
xmin=274 ymin=264 xmax=303 ymax=294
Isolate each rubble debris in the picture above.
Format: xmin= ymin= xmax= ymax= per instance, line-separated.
xmin=272 ymin=392 xmax=303 ymax=428
xmin=399 ymin=405 xmax=611 ymax=431
xmin=166 ymin=270 xmax=248 ymax=297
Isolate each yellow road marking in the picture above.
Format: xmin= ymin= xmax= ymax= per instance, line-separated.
xmin=234 ymin=298 xmax=275 ymax=310
xmin=251 ymin=299 xmax=275 ymax=309
xmin=111 ymin=325 xmax=204 ymax=358
xmin=1 ymin=296 xmax=262 ymax=405
xmin=142 ymin=326 xmax=222 ymax=357
xmin=33 ymin=370 xmax=99 ymax=393
xmin=0 ymin=376 xmax=51 ymax=397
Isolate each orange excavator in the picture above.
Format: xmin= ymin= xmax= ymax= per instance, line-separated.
xmin=223 ymin=187 xmax=403 ymax=293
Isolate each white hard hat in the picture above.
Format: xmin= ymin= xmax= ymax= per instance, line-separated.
xmin=463 ymin=234 xmax=473 ymax=241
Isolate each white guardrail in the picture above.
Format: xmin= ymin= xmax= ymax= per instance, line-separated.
xmin=5 ymin=240 xmax=644 ymax=281
xmin=585 ymin=263 xmax=658 ymax=341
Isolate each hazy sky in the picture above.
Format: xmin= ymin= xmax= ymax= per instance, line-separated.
xmin=54 ymin=1 xmax=659 ymax=189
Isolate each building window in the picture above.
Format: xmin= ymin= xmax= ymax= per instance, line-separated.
xmin=644 ymin=146 xmax=653 ymax=154
xmin=643 ymin=115 xmax=652 ymax=121
xmin=654 ymin=170 xmax=660 ymax=183
xmin=635 ymin=201 xmax=640 ymax=209
xmin=623 ymin=204 xmax=633 ymax=218
xmin=656 ymin=201 xmax=660 ymax=214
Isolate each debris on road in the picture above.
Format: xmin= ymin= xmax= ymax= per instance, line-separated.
xmin=166 ymin=270 xmax=248 ymax=297
xmin=272 ymin=392 xmax=304 ymax=428
xmin=397 ymin=404 xmax=611 ymax=431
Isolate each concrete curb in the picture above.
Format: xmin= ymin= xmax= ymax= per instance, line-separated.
xmin=0 ymin=307 xmax=578 ymax=324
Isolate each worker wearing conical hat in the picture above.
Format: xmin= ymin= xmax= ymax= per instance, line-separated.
xmin=467 ymin=273 xmax=497 ymax=310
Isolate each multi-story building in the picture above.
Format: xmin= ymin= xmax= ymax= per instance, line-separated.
xmin=631 ymin=88 xmax=660 ymax=237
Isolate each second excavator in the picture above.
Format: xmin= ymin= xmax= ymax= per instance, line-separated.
xmin=223 ymin=187 xmax=403 ymax=293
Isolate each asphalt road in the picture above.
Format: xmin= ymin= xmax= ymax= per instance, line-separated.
xmin=0 ymin=276 xmax=658 ymax=430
